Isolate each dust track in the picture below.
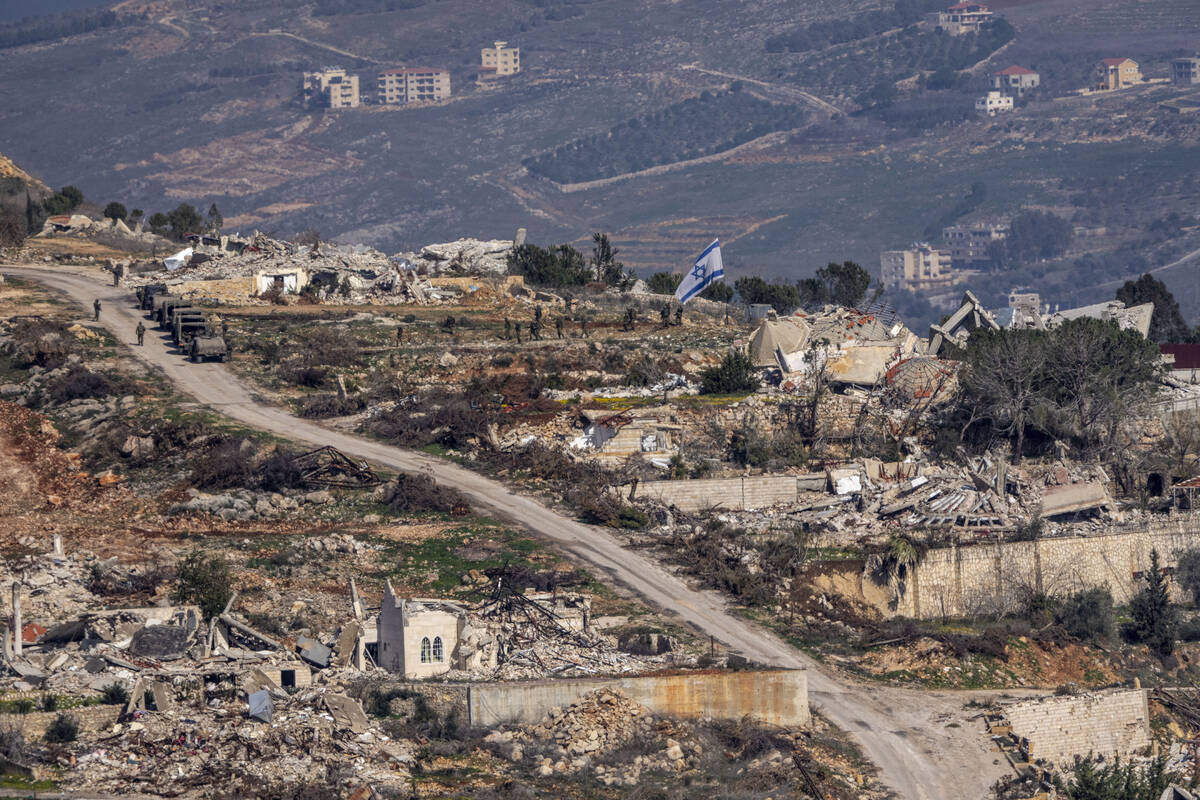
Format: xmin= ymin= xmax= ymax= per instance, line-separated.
xmin=5 ymin=265 xmax=1010 ymax=800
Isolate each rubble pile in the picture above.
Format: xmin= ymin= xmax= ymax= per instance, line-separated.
xmin=61 ymin=684 xmax=413 ymax=796
xmin=486 ymin=688 xmax=703 ymax=785
xmin=126 ymin=232 xmax=517 ymax=306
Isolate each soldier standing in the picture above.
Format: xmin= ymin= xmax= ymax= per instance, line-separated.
xmin=112 ymin=263 xmax=124 ymax=287
xmin=395 ymin=325 xmax=404 ymax=345
xmin=580 ymin=318 xmax=589 ymax=338
xmin=93 ymin=298 xmax=102 ymax=321
xmin=674 ymin=306 xmax=683 ymax=326
xmin=529 ymin=319 xmax=539 ymax=341
xmin=515 ymin=324 xmax=523 ymax=344
xmin=503 ymin=317 xmax=512 ymax=340
xmin=555 ymin=316 xmax=564 ymax=339
xmin=534 ymin=304 xmax=543 ymax=325
xmin=659 ymin=305 xmax=670 ymax=329
xmin=135 ymin=321 xmax=145 ymax=346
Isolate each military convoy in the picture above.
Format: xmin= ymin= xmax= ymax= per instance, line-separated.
xmin=135 ymin=285 xmax=228 ymax=362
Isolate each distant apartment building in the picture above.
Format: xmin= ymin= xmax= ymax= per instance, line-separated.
xmin=378 ymin=67 xmax=451 ymax=104
xmin=975 ymin=90 xmax=1014 ymax=115
xmin=943 ymin=222 xmax=1007 ymax=269
xmin=937 ymin=2 xmax=993 ymax=35
xmin=303 ymin=68 xmax=360 ymax=109
xmin=991 ymin=65 xmax=1040 ymax=97
xmin=881 ymin=244 xmax=957 ymax=293
xmin=1095 ymin=58 xmax=1141 ymax=91
xmin=480 ymin=41 xmax=520 ymax=78
xmin=1172 ymin=57 xmax=1200 ymax=86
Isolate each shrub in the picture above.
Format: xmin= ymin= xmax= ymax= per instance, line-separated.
xmin=171 ymin=550 xmax=233 ymax=618
xmin=297 ymin=392 xmax=365 ymax=419
xmin=1178 ymin=616 xmax=1200 ymax=642
xmin=1057 ymin=588 xmax=1114 ymax=642
xmin=46 ymin=365 xmax=114 ymax=404
xmin=101 ymin=682 xmax=129 ymax=706
xmin=385 ymin=473 xmax=468 ymax=514
xmin=190 ymin=438 xmax=258 ymax=490
xmin=43 ymin=714 xmax=78 ymax=744
xmin=258 ymin=448 xmax=305 ymax=492
xmin=700 ymin=351 xmax=759 ymax=394
xmin=39 ymin=694 xmax=58 ymax=712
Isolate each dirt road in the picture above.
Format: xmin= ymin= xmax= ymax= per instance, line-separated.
xmin=5 ymin=265 xmax=1009 ymax=800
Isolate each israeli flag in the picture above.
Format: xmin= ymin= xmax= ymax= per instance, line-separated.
xmin=674 ymin=239 xmax=725 ymax=304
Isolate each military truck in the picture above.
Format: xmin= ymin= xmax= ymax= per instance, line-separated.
xmin=189 ymin=332 xmax=228 ymax=363
xmin=150 ymin=293 xmax=179 ymax=323
xmin=155 ymin=296 xmax=192 ymax=328
xmin=136 ymin=284 xmax=168 ymax=311
xmin=172 ymin=309 xmax=208 ymax=347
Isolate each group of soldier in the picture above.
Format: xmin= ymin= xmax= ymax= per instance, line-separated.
xmin=500 ymin=304 xmax=591 ymax=343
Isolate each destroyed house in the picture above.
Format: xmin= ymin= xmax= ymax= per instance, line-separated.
xmin=574 ymin=407 xmax=680 ymax=464
xmin=377 ymin=585 xmax=465 ymax=678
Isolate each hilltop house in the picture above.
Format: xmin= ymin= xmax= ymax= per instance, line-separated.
xmin=480 ymin=41 xmax=520 ymax=81
xmin=991 ymin=65 xmax=1040 ymax=97
xmin=880 ymin=243 xmax=957 ymax=293
xmin=302 ymin=68 xmax=360 ymax=109
xmin=1172 ymin=57 xmax=1200 ymax=86
xmin=1096 ymin=58 xmax=1141 ymax=91
xmin=943 ymin=222 xmax=1007 ymax=269
xmin=937 ymin=2 xmax=993 ymax=35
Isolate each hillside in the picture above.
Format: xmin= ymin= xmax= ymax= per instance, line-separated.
xmin=0 ymin=0 xmax=1198 ymax=321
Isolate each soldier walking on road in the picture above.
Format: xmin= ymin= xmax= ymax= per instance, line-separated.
xmin=93 ymin=298 xmax=101 ymax=321
xmin=112 ymin=263 xmax=124 ymax=287
xmin=136 ymin=321 xmax=146 ymax=346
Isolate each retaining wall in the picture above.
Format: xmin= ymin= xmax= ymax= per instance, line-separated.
xmin=1004 ymin=689 xmax=1149 ymax=767
xmin=898 ymin=519 xmax=1200 ymax=619
xmin=635 ymin=476 xmax=810 ymax=512
xmin=0 ymin=705 xmax=121 ymax=741
xmin=466 ymin=669 xmax=808 ymax=728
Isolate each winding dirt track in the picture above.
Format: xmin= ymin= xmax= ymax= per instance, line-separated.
xmin=6 ymin=265 xmax=1008 ymax=800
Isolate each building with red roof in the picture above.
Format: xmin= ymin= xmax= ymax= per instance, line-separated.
xmin=991 ymin=65 xmax=1040 ymax=97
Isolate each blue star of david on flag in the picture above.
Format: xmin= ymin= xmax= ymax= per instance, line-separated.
xmin=674 ymin=239 xmax=725 ymax=304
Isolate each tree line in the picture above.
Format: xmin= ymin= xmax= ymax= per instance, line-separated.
xmin=506 ymin=233 xmax=635 ymax=289
xmin=0 ymin=9 xmax=122 ymax=50
xmin=765 ymin=0 xmax=946 ymax=54
xmin=524 ymin=88 xmax=809 ymax=184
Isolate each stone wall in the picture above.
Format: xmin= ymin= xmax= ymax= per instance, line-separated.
xmin=1004 ymin=689 xmax=1149 ymax=767
xmin=1 ymin=705 xmax=121 ymax=741
xmin=897 ymin=518 xmax=1200 ymax=619
xmin=634 ymin=476 xmax=811 ymax=512
xmin=466 ymin=669 xmax=808 ymax=728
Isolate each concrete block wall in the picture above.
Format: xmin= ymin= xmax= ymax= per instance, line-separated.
xmin=898 ymin=518 xmax=1200 ymax=619
xmin=1004 ymin=689 xmax=1149 ymax=767
xmin=467 ymin=669 xmax=808 ymax=728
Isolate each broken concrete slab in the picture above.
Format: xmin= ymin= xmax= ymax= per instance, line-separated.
xmin=248 ymin=689 xmax=273 ymax=723
xmin=324 ymin=693 xmax=368 ymax=734
xmin=1040 ymin=481 xmax=1118 ymax=520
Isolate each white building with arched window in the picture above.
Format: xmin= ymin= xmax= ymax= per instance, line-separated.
xmin=377 ymin=583 xmax=464 ymax=678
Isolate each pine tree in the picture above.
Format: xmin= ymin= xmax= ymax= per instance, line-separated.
xmin=1129 ymin=549 xmax=1178 ymax=657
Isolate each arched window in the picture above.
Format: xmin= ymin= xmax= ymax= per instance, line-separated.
xmin=420 ymin=637 xmax=431 ymax=663
xmin=432 ymin=636 xmax=444 ymax=662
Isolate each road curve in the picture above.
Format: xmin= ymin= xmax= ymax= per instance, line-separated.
xmin=5 ymin=265 xmax=1006 ymax=800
